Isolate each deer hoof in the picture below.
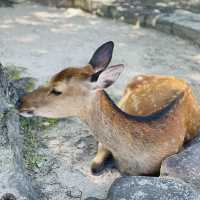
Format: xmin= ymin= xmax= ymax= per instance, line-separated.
xmin=91 ymin=161 xmax=105 ymax=175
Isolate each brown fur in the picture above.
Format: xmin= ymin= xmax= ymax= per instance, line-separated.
xmin=118 ymin=75 xmax=200 ymax=141
xmin=91 ymin=89 xmax=186 ymax=174
xmin=18 ymin=67 xmax=200 ymax=175
xmin=51 ymin=65 xmax=94 ymax=83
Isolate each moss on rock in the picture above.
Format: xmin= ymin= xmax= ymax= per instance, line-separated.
xmin=21 ymin=117 xmax=59 ymax=170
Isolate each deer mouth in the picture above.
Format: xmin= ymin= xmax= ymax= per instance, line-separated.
xmin=19 ymin=109 xmax=35 ymax=117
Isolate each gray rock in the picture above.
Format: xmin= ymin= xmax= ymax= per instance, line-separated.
xmin=0 ymin=63 xmax=39 ymax=200
xmin=73 ymin=1 xmax=200 ymax=46
xmin=156 ymin=10 xmax=200 ymax=45
xmin=161 ymin=133 xmax=200 ymax=191
xmin=11 ymin=77 xmax=36 ymax=97
xmin=0 ymin=64 xmax=13 ymax=112
xmin=33 ymin=0 xmax=73 ymax=8
xmin=85 ymin=176 xmax=199 ymax=200
xmin=186 ymin=132 xmax=200 ymax=148
xmin=10 ymin=0 xmax=29 ymax=3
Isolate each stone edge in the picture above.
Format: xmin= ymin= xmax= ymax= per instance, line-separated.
xmin=72 ymin=0 xmax=200 ymax=46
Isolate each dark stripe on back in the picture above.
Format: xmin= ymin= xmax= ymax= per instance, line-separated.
xmin=103 ymin=91 xmax=184 ymax=122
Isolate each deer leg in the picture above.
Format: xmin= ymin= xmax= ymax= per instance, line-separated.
xmin=91 ymin=143 xmax=112 ymax=174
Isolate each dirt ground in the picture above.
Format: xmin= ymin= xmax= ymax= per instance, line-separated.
xmin=1 ymin=2 xmax=200 ymax=199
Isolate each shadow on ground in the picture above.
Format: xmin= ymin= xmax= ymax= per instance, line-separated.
xmin=0 ymin=0 xmax=15 ymax=7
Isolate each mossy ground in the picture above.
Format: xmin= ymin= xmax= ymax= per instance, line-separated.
xmin=5 ymin=64 xmax=60 ymax=171
xmin=20 ymin=117 xmax=59 ymax=170
xmin=5 ymin=64 xmax=26 ymax=80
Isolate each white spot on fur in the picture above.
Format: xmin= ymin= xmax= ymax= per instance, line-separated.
xmin=137 ymin=76 xmax=143 ymax=81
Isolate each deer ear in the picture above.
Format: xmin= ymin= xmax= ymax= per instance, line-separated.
xmin=89 ymin=41 xmax=114 ymax=73
xmin=92 ymin=64 xmax=124 ymax=90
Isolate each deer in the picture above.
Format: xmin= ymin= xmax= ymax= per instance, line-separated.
xmin=17 ymin=41 xmax=200 ymax=175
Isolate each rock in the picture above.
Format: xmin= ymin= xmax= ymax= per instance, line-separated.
xmin=0 ymin=0 xmax=14 ymax=7
xmin=72 ymin=1 xmax=200 ymax=46
xmin=33 ymin=0 xmax=73 ymax=8
xmin=10 ymin=0 xmax=28 ymax=3
xmin=85 ymin=176 xmax=199 ymax=200
xmin=0 ymin=63 xmax=39 ymax=200
xmin=156 ymin=10 xmax=200 ymax=46
xmin=0 ymin=64 xmax=13 ymax=112
xmin=11 ymin=77 xmax=36 ymax=97
xmin=161 ymin=133 xmax=200 ymax=191
xmin=85 ymin=198 xmax=99 ymax=200
xmin=0 ymin=193 xmax=17 ymax=200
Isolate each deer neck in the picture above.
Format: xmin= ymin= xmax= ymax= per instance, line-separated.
xmin=79 ymin=90 xmax=132 ymax=147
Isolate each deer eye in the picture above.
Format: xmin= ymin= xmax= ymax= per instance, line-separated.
xmin=50 ymin=89 xmax=62 ymax=96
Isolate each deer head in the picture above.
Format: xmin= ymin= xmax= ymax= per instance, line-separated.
xmin=18 ymin=41 xmax=124 ymax=118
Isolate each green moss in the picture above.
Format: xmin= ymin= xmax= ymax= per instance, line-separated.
xmin=25 ymin=78 xmax=36 ymax=92
xmin=5 ymin=64 xmax=36 ymax=91
xmin=21 ymin=117 xmax=41 ymax=170
xmin=40 ymin=118 xmax=59 ymax=128
xmin=4 ymin=64 xmax=59 ymax=170
xmin=5 ymin=64 xmax=26 ymax=80
xmin=21 ymin=117 xmax=59 ymax=170
xmin=0 ymin=113 xmax=4 ymax=120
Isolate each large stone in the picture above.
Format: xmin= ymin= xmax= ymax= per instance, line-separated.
xmin=161 ymin=133 xmax=200 ymax=191
xmin=71 ymin=1 xmax=200 ymax=46
xmin=0 ymin=63 xmax=39 ymax=200
xmin=157 ymin=10 xmax=200 ymax=45
xmin=10 ymin=0 xmax=28 ymax=3
xmin=32 ymin=0 xmax=73 ymax=7
xmin=85 ymin=176 xmax=199 ymax=200
xmin=0 ymin=65 xmax=14 ymax=113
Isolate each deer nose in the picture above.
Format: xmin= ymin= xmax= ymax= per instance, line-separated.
xmin=15 ymin=98 xmax=22 ymax=109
